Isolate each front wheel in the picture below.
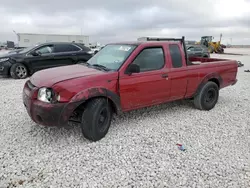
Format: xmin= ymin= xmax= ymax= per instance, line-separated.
xmin=81 ymin=98 xmax=113 ymax=141
xmin=10 ymin=63 xmax=28 ymax=79
xmin=194 ymin=81 xmax=219 ymax=110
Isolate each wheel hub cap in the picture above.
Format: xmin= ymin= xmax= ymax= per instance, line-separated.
xmin=16 ymin=66 xmax=27 ymax=78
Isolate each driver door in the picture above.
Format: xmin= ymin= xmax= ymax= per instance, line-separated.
xmin=27 ymin=44 xmax=55 ymax=72
xmin=119 ymin=46 xmax=171 ymax=111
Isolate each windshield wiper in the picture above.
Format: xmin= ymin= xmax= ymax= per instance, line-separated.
xmin=91 ymin=64 xmax=110 ymax=71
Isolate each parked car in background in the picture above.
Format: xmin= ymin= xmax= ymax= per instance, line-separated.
xmin=0 ymin=42 xmax=93 ymax=79
xmin=186 ymin=45 xmax=210 ymax=58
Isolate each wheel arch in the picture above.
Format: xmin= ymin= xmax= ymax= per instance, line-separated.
xmin=70 ymin=87 xmax=122 ymax=115
xmin=9 ymin=62 xmax=31 ymax=76
xmin=194 ymin=73 xmax=222 ymax=97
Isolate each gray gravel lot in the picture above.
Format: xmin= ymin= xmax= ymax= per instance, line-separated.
xmin=0 ymin=53 xmax=250 ymax=188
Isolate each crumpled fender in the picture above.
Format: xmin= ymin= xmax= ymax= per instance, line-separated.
xmin=69 ymin=87 xmax=122 ymax=114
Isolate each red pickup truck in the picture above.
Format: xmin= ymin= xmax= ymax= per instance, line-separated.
xmin=22 ymin=37 xmax=238 ymax=141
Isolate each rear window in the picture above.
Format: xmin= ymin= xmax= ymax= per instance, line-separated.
xmin=76 ymin=43 xmax=91 ymax=51
xmin=194 ymin=47 xmax=202 ymax=51
xmin=169 ymin=44 xmax=183 ymax=68
xmin=70 ymin=44 xmax=81 ymax=51
xmin=55 ymin=44 xmax=73 ymax=53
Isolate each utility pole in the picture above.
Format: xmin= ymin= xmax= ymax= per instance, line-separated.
xmin=13 ymin=30 xmax=19 ymax=47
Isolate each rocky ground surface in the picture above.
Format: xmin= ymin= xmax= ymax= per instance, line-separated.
xmin=0 ymin=52 xmax=249 ymax=188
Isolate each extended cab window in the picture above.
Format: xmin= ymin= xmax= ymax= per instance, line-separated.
xmin=169 ymin=44 xmax=183 ymax=68
xmin=132 ymin=47 xmax=164 ymax=72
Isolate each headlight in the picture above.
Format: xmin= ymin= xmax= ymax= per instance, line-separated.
xmin=37 ymin=87 xmax=60 ymax=103
xmin=0 ymin=58 xmax=9 ymax=63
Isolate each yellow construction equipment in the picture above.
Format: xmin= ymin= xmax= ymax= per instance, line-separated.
xmin=196 ymin=34 xmax=224 ymax=53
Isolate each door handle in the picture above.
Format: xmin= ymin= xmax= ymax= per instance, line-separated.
xmin=161 ymin=73 xmax=168 ymax=78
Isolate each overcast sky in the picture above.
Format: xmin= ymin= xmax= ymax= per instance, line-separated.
xmin=0 ymin=0 xmax=250 ymax=44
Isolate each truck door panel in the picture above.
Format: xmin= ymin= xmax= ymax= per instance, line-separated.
xmin=119 ymin=46 xmax=171 ymax=110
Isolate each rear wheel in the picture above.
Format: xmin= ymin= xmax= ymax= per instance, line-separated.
xmin=10 ymin=63 xmax=28 ymax=79
xmin=194 ymin=81 xmax=219 ymax=110
xmin=80 ymin=98 xmax=113 ymax=141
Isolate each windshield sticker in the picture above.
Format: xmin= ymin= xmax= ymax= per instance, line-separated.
xmin=118 ymin=46 xmax=131 ymax=51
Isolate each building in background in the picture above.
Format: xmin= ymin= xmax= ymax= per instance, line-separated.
xmin=16 ymin=33 xmax=90 ymax=48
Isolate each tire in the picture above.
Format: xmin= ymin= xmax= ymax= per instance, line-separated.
xmin=194 ymin=81 xmax=219 ymax=110
xmin=10 ymin=63 xmax=28 ymax=79
xmin=81 ymin=98 xmax=113 ymax=141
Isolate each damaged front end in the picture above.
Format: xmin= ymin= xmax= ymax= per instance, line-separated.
xmin=22 ymin=80 xmax=81 ymax=127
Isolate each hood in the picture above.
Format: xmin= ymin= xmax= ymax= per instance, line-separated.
xmin=0 ymin=50 xmax=24 ymax=58
xmin=30 ymin=64 xmax=107 ymax=87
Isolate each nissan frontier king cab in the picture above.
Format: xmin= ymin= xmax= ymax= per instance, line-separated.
xmin=23 ymin=36 xmax=238 ymax=141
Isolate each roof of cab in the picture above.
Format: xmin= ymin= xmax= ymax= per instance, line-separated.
xmin=107 ymin=41 xmax=182 ymax=46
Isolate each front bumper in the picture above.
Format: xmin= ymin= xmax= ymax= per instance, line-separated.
xmin=22 ymin=81 xmax=79 ymax=127
xmin=0 ymin=61 xmax=12 ymax=77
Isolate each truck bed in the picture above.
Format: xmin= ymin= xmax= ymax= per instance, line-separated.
xmin=184 ymin=56 xmax=238 ymax=92
xmin=187 ymin=56 xmax=234 ymax=65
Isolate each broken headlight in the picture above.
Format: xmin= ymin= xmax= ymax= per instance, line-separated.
xmin=37 ymin=87 xmax=60 ymax=103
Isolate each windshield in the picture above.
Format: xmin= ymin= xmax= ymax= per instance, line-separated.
xmin=18 ymin=45 xmax=37 ymax=53
xmin=87 ymin=44 xmax=137 ymax=70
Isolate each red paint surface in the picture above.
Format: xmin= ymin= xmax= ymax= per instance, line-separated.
xmin=23 ymin=41 xmax=238 ymax=126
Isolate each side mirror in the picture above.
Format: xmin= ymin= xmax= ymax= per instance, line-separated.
xmin=126 ymin=64 xmax=140 ymax=75
xmin=30 ymin=51 xmax=40 ymax=56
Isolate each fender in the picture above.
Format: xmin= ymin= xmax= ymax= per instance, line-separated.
xmin=70 ymin=87 xmax=122 ymax=114
xmin=9 ymin=58 xmax=32 ymax=75
xmin=194 ymin=72 xmax=223 ymax=96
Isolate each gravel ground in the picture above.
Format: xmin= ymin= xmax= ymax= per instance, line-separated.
xmin=0 ymin=53 xmax=250 ymax=188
